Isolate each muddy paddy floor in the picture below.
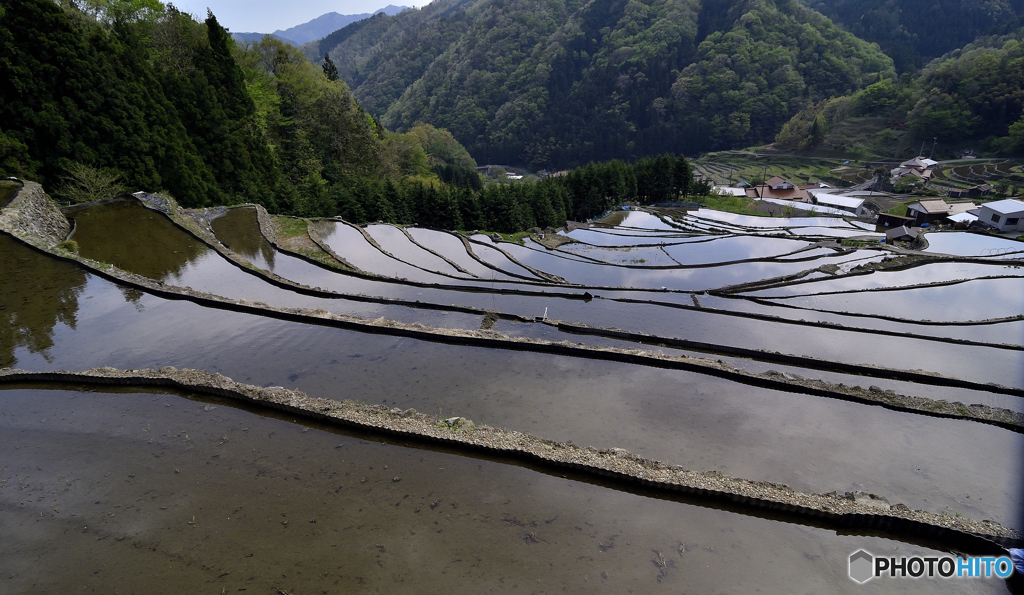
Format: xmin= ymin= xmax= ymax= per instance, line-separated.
xmin=0 ymin=385 xmax=1006 ymax=594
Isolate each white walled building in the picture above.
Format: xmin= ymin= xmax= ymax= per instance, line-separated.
xmin=977 ymin=199 xmax=1024 ymax=232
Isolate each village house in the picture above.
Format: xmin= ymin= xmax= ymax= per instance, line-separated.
xmin=745 ymin=176 xmax=822 ymax=202
xmin=890 ymin=156 xmax=937 ymax=185
xmin=885 ymin=225 xmax=919 ymax=244
xmin=901 ymin=199 xmax=976 ymax=226
xmin=905 ymin=199 xmax=951 ymax=225
xmin=977 ymin=198 xmax=1024 ymax=232
xmin=875 ymin=212 xmax=914 ymax=232
xmin=947 ymin=184 xmax=992 ymax=199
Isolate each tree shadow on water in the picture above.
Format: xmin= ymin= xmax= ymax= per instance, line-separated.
xmin=0 ymin=235 xmax=87 ymax=367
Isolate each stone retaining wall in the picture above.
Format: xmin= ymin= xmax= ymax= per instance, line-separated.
xmin=0 ymin=181 xmax=70 ymax=247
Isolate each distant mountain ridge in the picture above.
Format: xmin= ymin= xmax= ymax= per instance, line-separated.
xmin=231 ymin=32 xmax=297 ymax=45
xmin=272 ymin=5 xmax=408 ymax=45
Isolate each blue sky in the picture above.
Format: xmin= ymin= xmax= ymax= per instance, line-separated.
xmin=169 ymin=1 xmax=411 ymax=33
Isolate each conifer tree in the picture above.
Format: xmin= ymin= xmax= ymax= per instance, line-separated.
xmin=322 ymin=54 xmax=339 ymax=81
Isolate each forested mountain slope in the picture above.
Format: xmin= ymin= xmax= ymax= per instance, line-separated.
xmin=312 ymin=0 xmax=894 ymax=169
xmin=2 ymin=0 xmax=242 ymax=206
xmin=0 ymin=0 xmax=399 ymax=212
xmin=801 ymin=0 xmax=1024 ymax=72
xmin=775 ymin=29 xmax=1024 ymax=154
xmin=1 ymin=0 xmax=694 ymax=232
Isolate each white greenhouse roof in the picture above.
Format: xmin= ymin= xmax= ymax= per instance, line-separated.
xmin=757 ymin=198 xmax=851 ymax=216
xmin=714 ymin=187 xmax=748 ymax=197
xmin=814 ymin=194 xmax=865 ymax=209
xmin=947 ymin=212 xmax=978 ymax=223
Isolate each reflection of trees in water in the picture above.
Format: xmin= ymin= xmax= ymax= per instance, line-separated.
xmin=68 ymin=199 xmax=210 ymax=281
xmin=210 ymin=207 xmax=276 ymax=270
xmin=118 ymin=286 xmax=145 ymax=312
xmin=0 ymin=235 xmax=87 ymax=367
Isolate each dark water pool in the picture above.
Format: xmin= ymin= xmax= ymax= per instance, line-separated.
xmin=65 ymin=203 xmax=483 ymax=328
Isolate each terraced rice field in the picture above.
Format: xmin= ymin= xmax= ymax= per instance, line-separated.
xmin=1 ymin=193 xmax=1022 ymax=593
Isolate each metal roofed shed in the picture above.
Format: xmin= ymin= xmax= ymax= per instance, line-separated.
xmin=947 ymin=211 xmax=978 ymax=225
xmin=899 ymin=157 xmax=938 ymax=169
xmin=885 ymin=225 xmax=919 ymax=243
xmin=810 ymin=192 xmax=866 ymax=216
xmin=714 ymin=187 xmax=748 ymax=197
xmin=981 ymin=198 xmax=1024 ymax=215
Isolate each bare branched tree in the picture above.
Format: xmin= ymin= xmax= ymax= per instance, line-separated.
xmin=57 ymin=162 xmax=126 ymax=204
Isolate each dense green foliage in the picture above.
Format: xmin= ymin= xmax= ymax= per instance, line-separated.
xmin=230 ymin=35 xmax=387 ymax=214
xmin=0 ymin=0 xmax=221 ymax=205
xmin=327 ymin=153 xmax=694 ymax=232
xmin=775 ymin=33 xmax=1024 ymax=154
xmin=0 ymin=0 xmax=482 ymax=213
xmin=306 ymin=10 xmax=467 ymax=119
xmin=802 ymin=0 xmax=1024 ymax=72
xmin=672 ymin=0 xmax=892 ymax=151
xmin=0 ymin=0 xmax=693 ymax=233
xmin=912 ymin=36 xmax=1024 ymax=147
xmin=309 ymin=0 xmax=893 ymax=169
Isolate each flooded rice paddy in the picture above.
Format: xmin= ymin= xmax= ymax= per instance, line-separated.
xmin=924 ymin=232 xmax=1024 ymax=258
xmin=5 ymin=385 xmax=995 ymax=594
xmin=562 ymin=227 xmax=712 ymax=246
xmin=743 ymin=261 xmax=1024 ymax=297
xmin=757 ymin=277 xmax=1024 ymax=322
xmin=3 ymin=195 xmax=1023 ymax=592
xmin=364 ymin=224 xmax=472 ymax=278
